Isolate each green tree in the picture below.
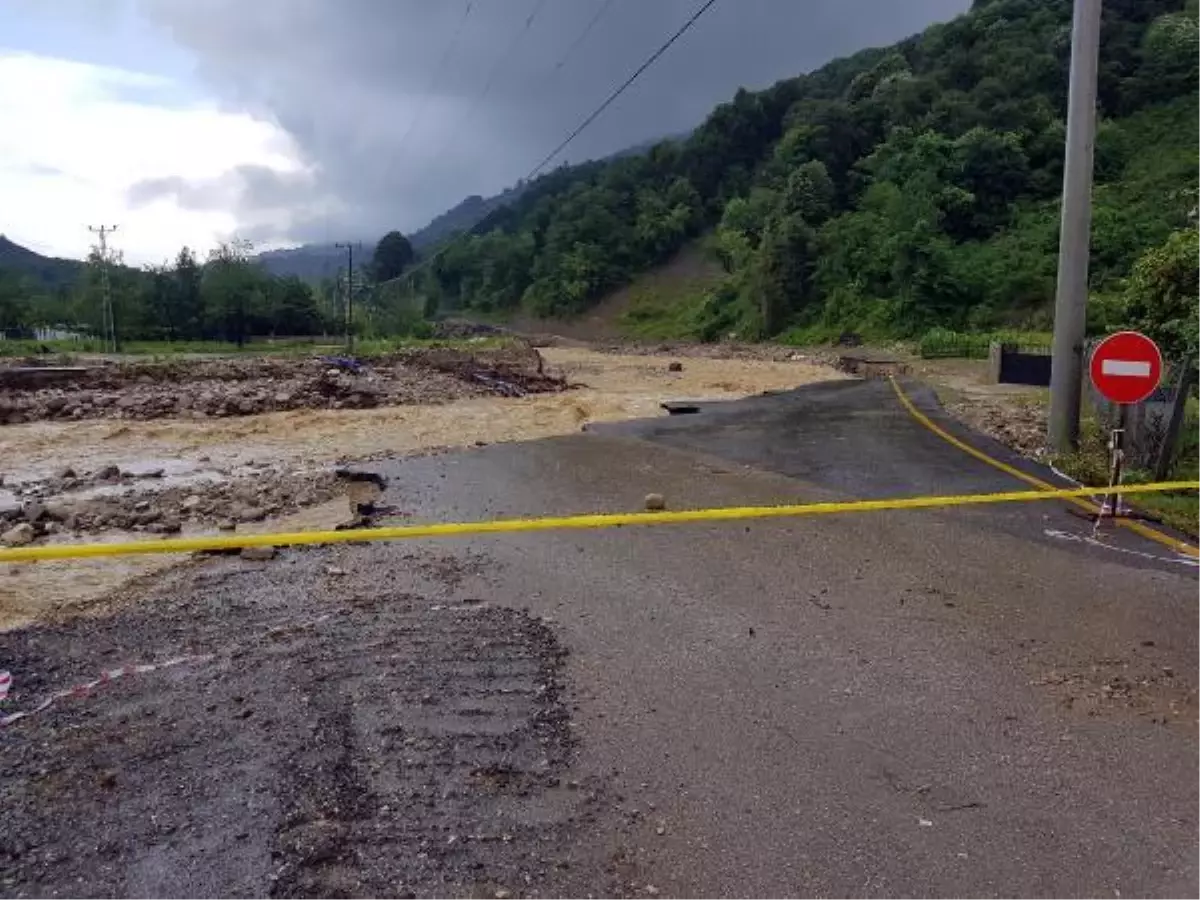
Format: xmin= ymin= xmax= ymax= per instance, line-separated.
xmin=173 ymin=247 xmax=204 ymax=339
xmin=779 ymin=161 xmax=835 ymax=224
xmin=0 ymin=268 xmax=31 ymax=333
xmin=202 ymin=239 xmax=262 ymax=347
xmin=750 ymin=213 xmax=819 ymax=335
xmin=1123 ymin=228 xmax=1200 ymax=361
xmin=372 ymin=231 xmax=415 ymax=282
xmin=1124 ymin=9 xmax=1199 ymax=108
xmin=142 ymin=264 xmax=177 ymax=339
xmin=268 ymin=276 xmax=322 ymax=335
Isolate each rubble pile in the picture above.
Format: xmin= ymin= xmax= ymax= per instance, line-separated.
xmin=390 ymin=343 xmax=569 ymax=396
xmin=0 ymin=347 xmax=569 ymax=426
xmin=942 ymin=396 xmax=1047 ymax=458
xmin=0 ymin=465 xmax=342 ymax=543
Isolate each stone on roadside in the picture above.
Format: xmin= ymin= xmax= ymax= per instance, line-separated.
xmin=644 ymin=493 xmax=666 ymax=511
xmin=0 ymin=495 xmax=23 ymax=521
xmin=182 ymin=495 xmax=203 ymax=510
xmin=240 ymin=545 xmax=277 ymax=561
xmin=235 ymin=505 xmax=267 ymax=523
xmin=44 ymin=501 xmax=74 ymax=522
xmin=56 ymin=466 xmax=77 ymax=480
xmin=217 ymin=519 xmax=238 ymax=532
xmin=96 ymin=464 xmax=121 ymax=481
xmin=667 ymin=361 xmax=683 ymax=372
xmin=22 ymin=501 xmax=47 ymax=523
xmin=2 ymin=523 xmax=35 ymax=546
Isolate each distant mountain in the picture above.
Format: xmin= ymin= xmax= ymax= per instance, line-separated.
xmin=407 ymin=183 xmax=526 ymax=251
xmin=255 ymin=130 xmax=692 ymax=282
xmin=407 ymin=131 xmax=692 ymax=250
xmin=0 ymin=235 xmax=84 ymax=288
xmin=254 ymin=242 xmax=370 ymax=282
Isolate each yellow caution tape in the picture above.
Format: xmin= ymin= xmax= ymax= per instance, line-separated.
xmin=0 ymin=480 xmax=1195 ymax=563
xmin=888 ymin=376 xmax=1200 ymax=558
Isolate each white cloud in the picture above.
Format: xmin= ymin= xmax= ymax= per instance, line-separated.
xmin=0 ymin=51 xmax=305 ymax=264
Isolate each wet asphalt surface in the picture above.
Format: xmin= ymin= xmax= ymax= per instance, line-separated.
xmin=1 ymin=376 xmax=1197 ymax=898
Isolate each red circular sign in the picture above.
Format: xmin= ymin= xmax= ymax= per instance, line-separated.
xmin=1089 ymin=330 xmax=1163 ymax=405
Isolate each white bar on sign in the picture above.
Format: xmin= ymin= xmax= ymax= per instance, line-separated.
xmin=1101 ymin=359 xmax=1151 ymax=378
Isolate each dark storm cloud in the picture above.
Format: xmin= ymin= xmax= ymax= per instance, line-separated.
xmin=128 ymin=166 xmax=319 ymax=214
xmin=139 ymin=0 xmax=968 ymax=244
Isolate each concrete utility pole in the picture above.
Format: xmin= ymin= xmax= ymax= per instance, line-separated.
xmin=87 ymin=225 xmax=120 ymax=353
xmin=334 ymin=242 xmax=360 ymax=355
xmin=1047 ymin=0 xmax=1102 ymax=452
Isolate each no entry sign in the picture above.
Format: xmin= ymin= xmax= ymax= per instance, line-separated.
xmin=1090 ymin=330 xmax=1163 ymax=405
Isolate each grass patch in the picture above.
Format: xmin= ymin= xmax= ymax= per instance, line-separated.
xmin=1054 ymin=406 xmax=1199 ymax=538
xmin=613 ymin=242 xmax=727 ymax=340
xmin=619 ymin=284 xmax=716 ymax=340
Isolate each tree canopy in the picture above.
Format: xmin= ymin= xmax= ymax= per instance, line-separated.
xmin=395 ymin=0 xmax=1196 ymax=345
xmin=372 ymin=231 xmax=415 ymax=282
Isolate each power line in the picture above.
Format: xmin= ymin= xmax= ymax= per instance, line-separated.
xmin=475 ymin=0 xmax=549 ymax=107
xmin=363 ymin=0 xmax=545 ymax=258
xmin=526 ymin=0 xmax=717 ymax=181
xmin=552 ymin=0 xmax=615 ymax=73
xmin=393 ymin=1 xmax=475 ymax=161
xmin=377 ymin=0 xmax=719 ymax=291
xmin=446 ymin=0 xmax=549 ymax=138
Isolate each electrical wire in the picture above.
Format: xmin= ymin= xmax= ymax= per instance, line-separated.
xmin=414 ymin=0 xmax=549 ymax=182
xmin=552 ymin=0 xmax=615 ymax=73
xmin=475 ymin=0 xmax=549 ymax=106
xmin=525 ymin=0 xmax=717 ymax=181
xmin=378 ymin=0 xmax=719 ymax=289
xmin=394 ymin=0 xmax=475 ymax=159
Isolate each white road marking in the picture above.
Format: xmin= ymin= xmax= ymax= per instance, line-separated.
xmin=1044 ymin=528 xmax=1199 ymax=568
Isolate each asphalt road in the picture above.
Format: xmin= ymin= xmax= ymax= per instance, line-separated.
xmin=2 ymin=376 xmax=1195 ymax=898
xmin=368 ymin=376 xmax=1197 ymax=897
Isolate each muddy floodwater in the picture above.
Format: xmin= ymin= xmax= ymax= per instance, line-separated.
xmin=0 ymin=348 xmax=838 ymax=627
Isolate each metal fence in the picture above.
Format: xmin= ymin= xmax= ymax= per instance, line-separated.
xmin=919 ymin=331 xmax=1052 ymax=360
xmin=1083 ymin=339 xmax=1195 ymax=472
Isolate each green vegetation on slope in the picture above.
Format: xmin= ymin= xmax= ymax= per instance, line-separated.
xmin=401 ymin=0 xmax=1197 ymax=347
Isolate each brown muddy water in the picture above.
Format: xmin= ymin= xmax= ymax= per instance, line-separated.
xmin=0 ymin=348 xmax=838 ymax=627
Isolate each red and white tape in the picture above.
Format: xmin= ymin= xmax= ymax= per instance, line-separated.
xmin=0 ymin=612 xmax=335 ymax=728
xmin=0 ymin=655 xmax=214 ymax=727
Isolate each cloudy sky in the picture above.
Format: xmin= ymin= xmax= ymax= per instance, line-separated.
xmin=1 ymin=0 xmax=967 ymax=265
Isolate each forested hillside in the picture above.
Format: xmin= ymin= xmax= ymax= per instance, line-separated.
xmin=406 ymin=0 xmax=1198 ymax=354
xmin=0 ymin=237 xmax=83 ymax=289
xmin=0 ymin=239 xmax=341 ymax=344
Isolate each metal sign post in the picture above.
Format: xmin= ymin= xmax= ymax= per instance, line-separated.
xmin=1088 ymin=331 xmax=1164 ymax=532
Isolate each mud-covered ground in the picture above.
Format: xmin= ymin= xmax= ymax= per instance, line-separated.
xmin=0 ymin=344 xmax=566 ymax=425
xmin=0 ymin=543 xmax=638 ymax=899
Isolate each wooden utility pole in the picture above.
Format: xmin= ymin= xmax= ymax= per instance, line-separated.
xmin=87 ymin=224 xmax=119 ymax=352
